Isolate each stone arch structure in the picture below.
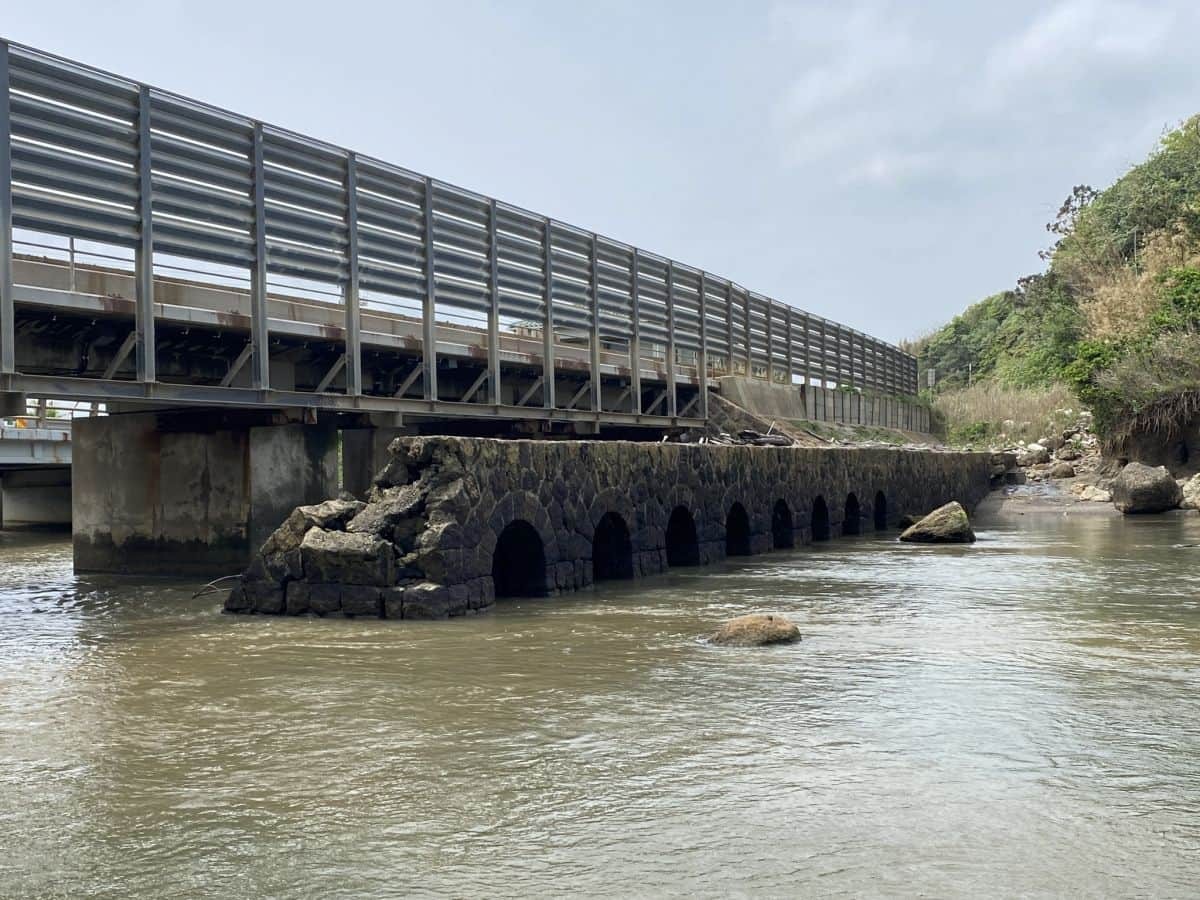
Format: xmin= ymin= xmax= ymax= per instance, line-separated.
xmin=592 ymin=511 xmax=634 ymax=581
xmin=811 ymin=495 xmax=831 ymax=542
xmin=492 ymin=519 xmax=548 ymax=597
xmin=874 ymin=490 xmax=888 ymax=530
xmin=725 ymin=502 xmax=751 ymax=557
xmin=771 ymin=498 xmax=794 ymax=549
xmin=844 ymin=492 xmax=862 ymax=536
xmin=666 ymin=505 xmax=700 ymax=566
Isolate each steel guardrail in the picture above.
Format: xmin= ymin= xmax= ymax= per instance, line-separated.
xmin=0 ymin=39 xmax=918 ymax=420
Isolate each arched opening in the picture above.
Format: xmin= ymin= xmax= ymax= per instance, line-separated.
xmin=666 ymin=505 xmax=700 ymax=567
xmin=725 ymin=502 xmax=751 ymax=557
xmin=811 ymin=496 xmax=830 ymax=542
xmin=592 ymin=511 xmax=634 ymax=581
xmin=492 ymin=520 xmax=547 ymax=598
xmin=772 ymin=499 xmax=794 ymax=549
xmin=874 ymin=491 xmax=888 ymax=530
xmin=844 ymin=493 xmax=862 ymax=536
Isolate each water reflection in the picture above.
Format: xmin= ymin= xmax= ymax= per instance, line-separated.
xmin=2 ymin=513 xmax=1199 ymax=897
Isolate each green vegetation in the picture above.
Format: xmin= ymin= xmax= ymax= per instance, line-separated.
xmin=910 ymin=116 xmax=1200 ymax=448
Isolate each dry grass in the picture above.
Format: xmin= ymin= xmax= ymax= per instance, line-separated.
xmin=1075 ymin=224 xmax=1200 ymax=340
xmin=932 ymin=382 xmax=1078 ymax=445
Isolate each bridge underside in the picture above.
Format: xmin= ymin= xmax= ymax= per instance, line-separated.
xmin=5 ymin=258 xmax=704 ymax=435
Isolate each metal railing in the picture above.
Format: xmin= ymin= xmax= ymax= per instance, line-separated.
xmin=0 ymin=39 xmax=917 ymax=421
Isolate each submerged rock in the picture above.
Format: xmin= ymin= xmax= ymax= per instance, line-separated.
xmin=899 ymin=501 xmax=976 ymax=544
xmin=1112 ymin=462 xmax=1182 ymax=514
xmin=708 ymin=614 xmax=801 ymax=647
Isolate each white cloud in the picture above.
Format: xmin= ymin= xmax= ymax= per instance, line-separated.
xmin=986 ymin=0 xmax=1177 ymax=87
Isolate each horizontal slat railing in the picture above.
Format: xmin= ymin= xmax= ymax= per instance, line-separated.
xmin=0 ymin=38 xmax=918 ymax=415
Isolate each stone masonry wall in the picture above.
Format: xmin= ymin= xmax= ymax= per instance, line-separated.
xmin=226 ymin=436 xmax=996 ymax=620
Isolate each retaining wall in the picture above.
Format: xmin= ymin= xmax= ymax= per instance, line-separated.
xmin=227 ymin=436 xmax=995 ymax=619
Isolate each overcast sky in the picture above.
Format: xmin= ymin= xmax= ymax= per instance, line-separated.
xmin=6 ymin=1 xmax=1198 ymax=342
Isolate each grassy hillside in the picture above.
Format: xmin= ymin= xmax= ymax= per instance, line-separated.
xmin=911 ymin=116 xmax=1200 ymax=448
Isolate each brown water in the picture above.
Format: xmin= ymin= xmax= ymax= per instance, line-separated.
xmin=2 ymin=511 xmax=1200 ymax=898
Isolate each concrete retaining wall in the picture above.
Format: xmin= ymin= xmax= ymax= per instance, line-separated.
xmin=1 ymin=467 xmax=71 ymax=526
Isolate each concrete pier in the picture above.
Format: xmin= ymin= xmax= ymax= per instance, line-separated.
xmin=72 ymin=413 xmax=338 ymax=575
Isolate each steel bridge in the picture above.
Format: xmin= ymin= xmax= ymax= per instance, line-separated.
xmin=0 ymin=39 xmax=917 ymax=432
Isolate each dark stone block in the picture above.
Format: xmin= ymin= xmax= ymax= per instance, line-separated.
xmin=403 ymin=582 xmax=450 ymax=620
xmin=341 ymin=586 xmax=383 ymax=617
xmin=303 ymin=583 xmax=342 ymax=616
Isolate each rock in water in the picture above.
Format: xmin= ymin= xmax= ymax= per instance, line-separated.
xmin=899 ymin=501 xmax=976 ymax=544
xmin=1112 ymin=462 xmax=1182 ymax=514
xmin=1181 ymin=474 xmax=1200 ymax=510
xmin=708 ymin=614 xmax=801 ymax=647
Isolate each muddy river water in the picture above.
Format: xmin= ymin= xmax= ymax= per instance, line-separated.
xmin=2 ymin=509 xmax=1199 ymax=897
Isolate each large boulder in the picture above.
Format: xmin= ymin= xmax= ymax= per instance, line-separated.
xmin=1049 ymin=461 xmax=1076 ymax=479
xmin=300 ymin=528 xmax=396 ymax=585
xmin=1017 ymin=443 xmax=1050 ymax=466
xmin=899 ymin=501 xmax=976 ymax=544
xmin=1111 ymin=462 xmax=1182 ymax=514
xmin=708 ymin=614 xmax=801 ymax=647
xmin=1180 ymin=474 xmax=1200 ymax=510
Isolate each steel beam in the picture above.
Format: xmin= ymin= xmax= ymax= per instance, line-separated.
xmin=344 ymin=153 xmax=362 ymax=396
xmin=589 ymin=233 xmax=601 ymax=413
xmin=422 ymin=177 xmax=438 ymax=402
xmin=250 ymin=123 xmax=270 ymax=389
xmin=102 ymin=332 xmax=137 ymax=379
xmin=630 ymin=248 xmax=641 ymax=414
xmin=542 ymin=216 xmax=555 ymax=411
xmin=134 ymin=86 xmax=156 ymax=383
xmin=460 ymin=368 xmax=489 ymax=404
xmin=742 ymin=289 xmax=753 ymax=377
xmin=765 ymin=296 xmax=774 ymax=383
xmin=566 ymin=380 xmax=590 ymax=411
xmin=665 ymin=260 xmax=677 ymax=417
xmin=517 ymin=376 xmax=544 ymax=408
xmin=393 ymin=364 xmax=423 ymax=399
xmin=645 ymin=388 xmax=668 ymax=416
xmin=0 ymin=43 xmax=13 ymax=375
xmin=487 ymin=198 xmax=501 ymax=405
xmin=697 ymin=272 xmax=709 ymax=419
xmin=220 ymin=343 xmax=253 ymax=387
xmin=785 ymin=306 xmax=795 ymax=386
xmin=1 ymin=372 xmax=705 ymax=427
xmin=315 ymin=353 xmax=346 ymax=393
xmin=724 ymin=281 xmax=734 ymax=376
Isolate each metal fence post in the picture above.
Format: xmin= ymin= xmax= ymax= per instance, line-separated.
xmin=724 ymin=282 xmax=734 ymax=376
xmin=343 ymin=152 xmax=361 ymax=396
xmin=765 ymin=298 xmax=774 ymax=383
xmin=589 ymin=233 xmax=601 ymax=413
xmin=785 ymin=306 xmax=794 ymax=386
xmin=742 ymin=290 xmax=753 ymax=377
xmin=697 ymin=271 xmax=709 ymax=419
xmin=665 ymin=260 xmax=677 ymax=417
xmin=487 ymin=199 xmax=500 ymax=405
xmin=630 ymin=248 xmax=641 ymax=414
xmin=0 ymin=42 xmax=13 ymax=375
xmin=542 ymin=217 xmax=555 ymax=410
xmin=422 ymin=177 xmax=438 ymax=403
xmin=134 ymin=86 xmax=156 ymax=383
xmin=250 ymin=123 xmax=270 ymax=389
